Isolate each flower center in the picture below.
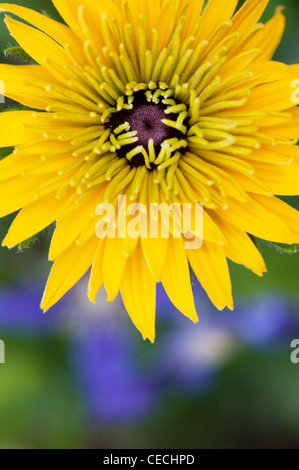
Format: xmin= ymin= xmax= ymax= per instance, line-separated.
xmin=104 ymin=84 xmax=189 ymax=170
xmin=108 ymin=92 xmax=186 ymax=167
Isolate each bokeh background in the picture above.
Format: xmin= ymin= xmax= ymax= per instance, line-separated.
xmin=0 ymin=0 xmax=299 ymax=449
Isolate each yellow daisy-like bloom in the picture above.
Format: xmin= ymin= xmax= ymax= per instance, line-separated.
xmin=1 ymin=0 xmax=299 ymax=342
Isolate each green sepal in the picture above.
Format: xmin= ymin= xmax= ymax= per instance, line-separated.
xmin=272 ymin=242 xmax=299 ymax=254
xmin=4 ymin=46 xmax=34 ymax=63
xmin=250 ymin=234 xmax=298 ymax=255
xmin=18 ymin=231 xmax=44 ymax=250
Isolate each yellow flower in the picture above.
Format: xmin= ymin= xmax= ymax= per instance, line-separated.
xmin=1 ymin=0 xmax=299 ymax=342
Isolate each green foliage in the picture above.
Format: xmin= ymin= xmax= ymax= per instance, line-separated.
xmin=41 ymin=10 xmax=58 ymax=20
xmin=249 ymin=235 xmax=298 ymax=255
xmin=272 ymin=242 xmax=299 ymax=254
xmin=18 ymin=231 xmax=44 ymax=250
xmin=4 ymin=46 xmax=34 ymax=63
xmin=0 ymin=147 xmax=14 ymax=160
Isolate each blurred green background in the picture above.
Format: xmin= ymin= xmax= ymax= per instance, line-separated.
xmin=0 ymin=0 xmax=299 ymax=450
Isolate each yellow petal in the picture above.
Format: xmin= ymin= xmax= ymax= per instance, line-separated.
xmin=49 ymin=187 xmax=104 ymax=261
xmin=3 ymin=193 xmax=69 ymax=248
xmin=243 ymin=6 xmax=286 ymax=61
xmin=217 ymin=196 xmax=293 ymax=243
xmin=52 ymin=0 xmax=84 ymax=39
xmin=127 ymin=0 xmax=161 ymax=32
xmin=291 ymin=65 xmax=299 ymax=75
xmin=41 ymin=236 xmax=99 ymax=311
xmin=183 ymin=0 xmax=205 ymax=38
xmin=253 ymin=112 xmax=293 ymax=128
xmin=260 ymin=108 xmax=299 ymax=138
xmin=218 ymin=170 xmax=249 ymax=201
xmin=103 ymin=236 xmax=127 ymax=301
xmin=200 ymin=0 xmax=238 ymax=39
xmin=13 ymin=140 xmax=74 ymax=157
xmin=0 ymin=174 xmax=48 ymax=217
xmin=52 ymin=0 xmax=121 ymax=41
xmin=212 ymin=214 xmax=266 ymax=276
xmin=157 ymin=0 xmax=179 ymax=48
xmin=0 ymin=149 xmax=29 ymax=181
xmin=251 ymin=194 xmax=299 ymax=242
xmin=0 ymin=64 xmax=59 ymax=109
xmin=249 ymin=61 xmax=297 ymax=83
xmin=228 ymin=170 xmax=273 ymax=196
xmin=250 ymin=144 xmax=299 ymax=164
xmin=122 ymin=235 xmax=140 ymax=258
xmin=243 ymin=79 xmax=299 ymax=111
xmin=254 ymin=161 xmax=299 ymax=196
xmin=187 ymin=241 xmax=234 ymax=310
xmin=141 ymin=236 xmax=169 ymax=281
xmin=0 ymin=110 xmax=42 ymax=146
xmin=4 ymin=16 xmax=68 ymax=68
xmin=231 ymin=0 xmax=270 ymax=34
xmin=120 ymin=242 xmax=156 ymax=342
xmin=161 ymin=236 xmax=198 ymax=322
xmin=202 ymin=210 xmax=227 ymax=244
xmin=0 ymin=3 xmax=80 ymax=47
xmin=220 ymin=49 xmax=261 ymax=79
xmin=88 ymin=239 xmax=105 ymax=303
xmin=24 ymin=156 xmax=76 ymax=177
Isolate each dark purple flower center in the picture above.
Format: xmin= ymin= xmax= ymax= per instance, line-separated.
xmin=108 ymin=92 xmax=186 ymax=168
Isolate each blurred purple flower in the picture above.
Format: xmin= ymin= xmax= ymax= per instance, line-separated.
xmin=0 ymin=284 xmax=60 ymax=335
xmin=71 ymin=328 xmax=159 ymax=423
xmin=158 ymin=281 xmax=299 ymax=392
xmin=230 ymin=296 xmax=298 ymax=348
xmin=0 ymin=279 xmax=298 ymax=423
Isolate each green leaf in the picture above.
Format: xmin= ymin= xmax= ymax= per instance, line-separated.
xmin=0 ymin=147 xmax=14 ymax=160
xmin=247 ymin=235 xmax=298 ymax=255
xmin=41 ymin=10 xmax=58 ymax=20
xmin=4 ymin=46 xmax=34 ymax=63
xmin=18 ymin=231 xmax=44 ymax=250
xmin=272 ymin=242 xmax=299 ymax=255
